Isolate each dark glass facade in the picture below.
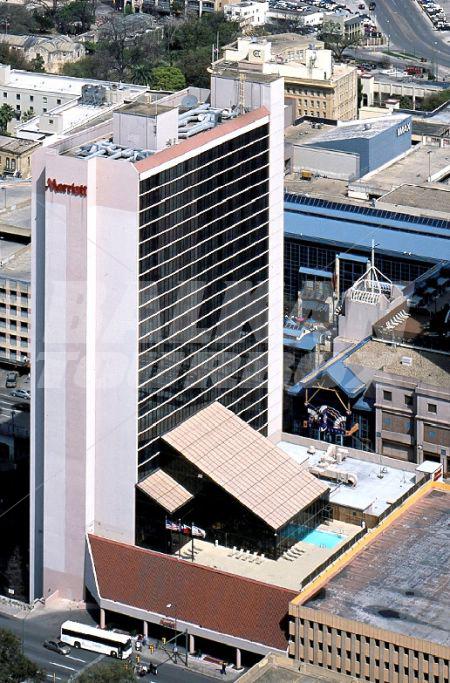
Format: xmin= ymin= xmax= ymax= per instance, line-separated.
xmin=138 ymin=123 xmax=271 ymax=472
xmin=285 ymin=238 xmax=428 ymax=310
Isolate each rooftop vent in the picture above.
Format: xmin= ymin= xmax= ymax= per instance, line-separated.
xmin=401 ymin=356 xmax=413 ymax=366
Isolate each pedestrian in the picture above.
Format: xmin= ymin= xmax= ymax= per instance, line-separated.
xmin=221 ymin=661 xmax=226 ymax=675
xmin=173 ymin=644 xmax=178 ymax=663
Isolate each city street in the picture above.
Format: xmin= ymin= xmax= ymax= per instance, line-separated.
xmin=0 ymin=608 xmax=221 ymax=682
xmin=373 ymin=0 xmax=450 ymax=71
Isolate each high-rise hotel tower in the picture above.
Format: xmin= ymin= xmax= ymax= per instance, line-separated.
xmin=31 ymin=75 xmax=284 ymax=600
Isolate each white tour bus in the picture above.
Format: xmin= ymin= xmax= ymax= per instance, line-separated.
xmin=60 ymin=620 xmax=133 ymax=659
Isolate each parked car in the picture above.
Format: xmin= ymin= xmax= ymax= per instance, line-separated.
xmin=10 ymin=389 xmax=30 ymax=400
xmin=43 ymin=640 xmax=71 ymax=656
xmin=5 ymin=372 xmax=17 ymax=388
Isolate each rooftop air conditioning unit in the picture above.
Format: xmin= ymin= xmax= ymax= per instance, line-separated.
xmin=401 ymin=356 xmax=413 ymax=366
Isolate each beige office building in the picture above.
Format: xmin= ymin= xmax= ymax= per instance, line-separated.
xmin=212 ymin=35 xmax=358 ymax=122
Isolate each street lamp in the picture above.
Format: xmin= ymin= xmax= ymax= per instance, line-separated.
xmin=427 ymin=149 xmax=432 ymax=183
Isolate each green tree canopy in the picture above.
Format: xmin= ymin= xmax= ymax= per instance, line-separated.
xmin=77 ymin=659 xmax=136 ymax=682
xmin=0 ymin=628 xmax=45 ymax=682
xmin=0 ymin=104 xmax=16 ymax=134
xmin=151 ymin=65 xmax=186 ymax=90
xmin=318 ymin=21 xmax=363 ymax=61
xmin=0 ymin=5 xmax=37 ymax=35
xmin=55 ymin=0 xmax=95 ymax=35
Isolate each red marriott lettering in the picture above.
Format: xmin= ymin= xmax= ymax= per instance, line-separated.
xmin=47 ymin=178 xmax=87 ymax=197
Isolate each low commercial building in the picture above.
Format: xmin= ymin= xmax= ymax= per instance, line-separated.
xmin=210 ymin=35 xmax=357 ymax=122
xmin=289 ymin=483 xmax=450 ymax=683
xmin=0 ymin=34 xmax=85 ymax=74
xmin=360 ymin=73 xmax=448 ymax=109
xmin=286 ymin=114 xmax=412 ymax=180
xmin=86 ymin=534 xmax=298 ymax=668
xmin=0 ymin=63 xmax=146 ymax=123
xmin=224 ymin=0 xmax=269 ymax=30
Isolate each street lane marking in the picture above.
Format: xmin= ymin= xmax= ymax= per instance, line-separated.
xmin=66 ymin=655 xmax=86 ymax=663
xmin=49 ymin=662 xmax=77 ymax=671
xmin=46 ymin=676 xmax=61 ymax=681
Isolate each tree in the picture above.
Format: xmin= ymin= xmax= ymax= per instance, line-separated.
xmin=0 ymin=5 xmax=37 ymax=35
xmin=318 ymin=21 xmax=363 ymax=61
xmin=77 ymin=660 xmax=136 ymax=682
xmin=0 ymin=628 xmax=45 ymax=682
xmin=130 ymin=62 xmax=153 ymax=85
xmin=22 ymin=108 xmax=36 ymax=122
xmin=30 ymin=54 xmax=45 ymax=72
xmin=151 ymin=65 xmax=186 ymax=90
xmin=0 ymin=104 xmax=15 ymax=134
xmin=55 ymin=0 xmax=96 ymax=35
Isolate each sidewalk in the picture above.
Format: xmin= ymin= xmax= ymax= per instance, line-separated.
xmin=136 ymin=639 xmax=246 ymax=680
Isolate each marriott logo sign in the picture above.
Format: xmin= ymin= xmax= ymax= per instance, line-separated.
xmin=47 ymin=178 xmax=87 ymax=197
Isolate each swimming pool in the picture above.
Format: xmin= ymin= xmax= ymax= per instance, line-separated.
xmin=301 ymin=528 xmax=345 ymax=549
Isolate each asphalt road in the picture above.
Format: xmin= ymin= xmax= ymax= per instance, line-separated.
xmin=374 ymin=0 xmax=450 ymax=71
xmin=0 ymin=609 xmax=219 ymax=682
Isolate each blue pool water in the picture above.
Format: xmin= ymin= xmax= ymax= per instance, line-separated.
xmin=301 ymin=528 xmax=345 ymax=549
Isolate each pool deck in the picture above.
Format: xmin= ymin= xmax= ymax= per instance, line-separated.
xmin=176 ymin=519 xmax=360 ymax=592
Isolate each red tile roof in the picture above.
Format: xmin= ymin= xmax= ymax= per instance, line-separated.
xmin=89 ymin=535 xmax=296 ymax=650
xmin=135 ymin=107 xmax=269 ymax=175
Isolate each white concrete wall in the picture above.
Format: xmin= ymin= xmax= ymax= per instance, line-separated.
xmin=32 ymin=147 xmax=139 ymax=600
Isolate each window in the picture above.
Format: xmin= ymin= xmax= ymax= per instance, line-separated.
xmin=57 ymin=98 xmax=61 ymax=105
xmin=30 ymin=95 xmax=34 ymax=102
xmin=49 ymin=119 xmax=54 ymax=125
xmin=428 ymin=403 xmax=437 ymax=413
xmin=43 ymin=108 xmax=47 ymax=113
xmin=16 ymin=105 xmax=20 ymax=111
xmin=404 ymin=395 xmax=413 ymax=406
xmin=43 ymin=96 xmax=47 ymax=102
xmin=383 ymin=390 xmax=392 ymax=401
xmin=16 ymin=94 xmax=20 ymax=100
xmin=11 ymin=160 xmax=15 ymax=171
xmin=3 ymin=92 xmax=6 ymax=98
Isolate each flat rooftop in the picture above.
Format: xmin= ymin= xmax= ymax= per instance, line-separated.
xmin=0 ymin=244 xmax=30 ymax=283
xmin=1 ymin=64 xmax=146 ymax=98
xmin=277 ymin=441 xmax=417 ymax=516
xmin=378 ymin=183 xmax=450 ymax=216
xmin=346 ymin=339 xmax=450 ymax=388
xmin=303 ymin=487 xmax=450 ymax=646
xmin=308 ymin=115 xmax=409 ymax=143
xmin=357 ymin=144 xmax=450 ymax=195
xmin=285 ymin=121 xmax=335 ymax=146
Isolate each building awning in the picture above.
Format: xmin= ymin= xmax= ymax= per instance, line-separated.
xmin=162 ymin=402 xmax=328 ymax=530
xmin=137 ymin=469 xmax=193 ymax=513
xmin=88 ymin=535 xmax=296 ymax=652
xmin=299 ymin=266 xmax=333 ymax=279
xmin=325 ymin=361 xmax=366 ymax=399
xmin=338 ymin=252 xmax=369 ymax=264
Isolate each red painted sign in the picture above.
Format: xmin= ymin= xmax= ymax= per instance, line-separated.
xmin=47 ymin=178 xmax=87 ymax=197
